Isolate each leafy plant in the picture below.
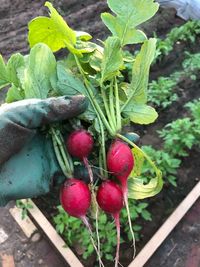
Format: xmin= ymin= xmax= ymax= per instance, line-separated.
xmin=158 ymin=98 xmax=200 ymax=158
xmin=185 ymin=99 xmax=200 ymax=120
xmin=158 ymin=118 xmax=195 ymax=157
xmin=148 ymin=77 xmax=178 ymax=109
xmin=16 ymin=200 xmax=33 ymax=220
xmin=182 ymin=52 xmax=200 ymax=72
xmin=53 ymin=200 xmax=151 ymax=261
xmin=123 ymin=51 xmax=200 ymax=112
xmin=155 ymin=20 xmax=200 ymax=60
xmin=185 ymin=99 xmax=200 ymax=140
xmin=141 ymin=146 xmax=181 ymax=187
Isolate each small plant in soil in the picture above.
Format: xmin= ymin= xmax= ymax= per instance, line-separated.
xmin=141 ymin=146 xmax=181 ymax=187
xmin=53 ymin=200 xmax=151 ymax=261
xmin=155 ymin=20 xmax=200 ymax=61
xmin=16 ymin=200 xmax=33 ymax=220
xmin=148 ymin=77 xmax=178 ymax=109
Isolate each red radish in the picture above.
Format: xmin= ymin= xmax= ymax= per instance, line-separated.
xmin=97 ymin=180 xmax=123 ymax=267
xmin=60 ymin=178 xmax=91 ymax=219
xmin=67 ymin=129 xmax=94 ymax=160
xmin=67 ymin=129 xmax=94 ymax=184
xmin=107 ymin=139 xmax=136 ymax=258
xmin=107 ymin=139 xmax=134 ymax=195
xmin=60 ymin=178 xmax=104 ymax=267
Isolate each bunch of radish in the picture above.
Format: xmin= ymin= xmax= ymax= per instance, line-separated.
xmin=60 ymin=129 xmax=135 ymax=267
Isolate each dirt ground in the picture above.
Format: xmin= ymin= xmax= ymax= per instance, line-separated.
xmin=1 ymin=0 xmax=200 ymax=267
xmin=145 ymin=198 xmax=200 ymax=267
xmin=0 ymin=202 xmax=67 ymax=267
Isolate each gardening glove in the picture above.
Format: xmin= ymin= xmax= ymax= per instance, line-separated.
xmin=0 ymin=95 xmax=88 ymax=206
xmin=157 ymin=0 xmax=200 ymax=20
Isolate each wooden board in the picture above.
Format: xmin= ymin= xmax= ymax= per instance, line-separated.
xmin=9 ymin=206 xmax=37 ymax=238
xmin=21 ymin=199 xmax=84 ymax=267
xmin=128 ymin=180 xmax=200 ymax=267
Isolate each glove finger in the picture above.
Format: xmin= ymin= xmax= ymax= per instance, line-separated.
xmin=41 ymin=95 xmax=88 ymax=125
xmin=1 ymin=95 xmax=88 ymax=129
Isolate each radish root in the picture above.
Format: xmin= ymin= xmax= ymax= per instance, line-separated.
xmin=81 ymin=216 xmax=104 ymax=267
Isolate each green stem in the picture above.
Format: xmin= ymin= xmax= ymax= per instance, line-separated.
xmin=98 ymin=120 xmax=107 ymax=178
xmin=114 ymin=78 xmax=121 ymax=131
xmin=51 ymin=130 xmax=70 ymax=177
xmin=109 ymin=80 xmax=117 ymax=130
xmin=101 ymin=85 xmax=116 ymax=132
xmin=57 ymin=131 xmax=74 ymax=174
xmin=74 ymin=55 xmax=115 ymax=137
xmin=73 ymin=55 xmax=110 ymax=175
xmin=99 ymin=148 xmax=104 ymax=177
xmin=51 ymin=127 xmax=73 ymax=177
xmin=73 ymin=55 xmax=109 ymax=175
xmin=85 ymin=79 xmax=115 ymax=137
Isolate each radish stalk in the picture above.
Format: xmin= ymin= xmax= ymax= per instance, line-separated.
xmin=74 ymin=55 xmax=115 ymax=137
xmin=101 ymin=85 xmax=116 ymax=132
xmin=51 ymin=127 xmax=73 ymax=177
xmin=114 ymin=78 xmax=121 ymax=132
xmin=109 ymin=80 xmax=117 ymax=130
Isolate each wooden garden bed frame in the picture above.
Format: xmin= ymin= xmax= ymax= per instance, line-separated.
xmin=9 ymin=181 xmax=200 ymax=267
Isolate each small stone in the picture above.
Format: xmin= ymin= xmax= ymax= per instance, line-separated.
xmin=23 ymin=244 xmax=28 ymax=249
xmin=38 ymin=259 xmax=44 ymax=265
xmin=14 ymin=249 xmax=24 ymax=262
xmin=0 ymin=227 xmax=8 ymax=244
xmin=27 ymin=250 xmax=34 ymax=261
xmin=31 ymin=232 xmax=41 ymax=243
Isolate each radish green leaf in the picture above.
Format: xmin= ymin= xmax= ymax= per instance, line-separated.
xmin=21 ymin=43 xmax=56 ymax=99
xmin=7 ymin=53 xmax=25 ymax=88
xmin=122 ymin=38 xmax=156 ymax=113
xmin=102 ymin=0 xmax=158 ymax=46
xmin=0 ymin=55 xmax=8 ymax=89
xmin=28 ymin=2 xmax=81 ymax=55
xmin=52 ymin=62 xmax=97 ymax=121
xmin=101 ymin=13 xmax=147 ymax=46
xmin=123 ymin=103 xmax=158 ymax=124
xmin=128 ymin=174 xmax=163 ymax=200
xmin=101 ymin=37 xmax=123 ymax=84
xmin=6 ymin=84 xmax=24 ymax=103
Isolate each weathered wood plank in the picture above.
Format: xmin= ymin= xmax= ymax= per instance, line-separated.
xmin=21 ymin=199 xmax=84 ymax=267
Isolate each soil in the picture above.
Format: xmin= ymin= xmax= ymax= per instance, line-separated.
xmin=0 ymin=202 xmax=67 ymax=267
xmin=0 ymin=1 xmax=200 ymax=267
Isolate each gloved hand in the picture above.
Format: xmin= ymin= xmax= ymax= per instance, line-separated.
xmin=0 ymin=95 xmax=88 ymax=206
xmin=157 ymin=0 xmax=200 ymax=20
